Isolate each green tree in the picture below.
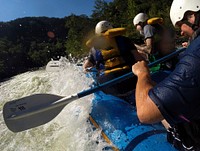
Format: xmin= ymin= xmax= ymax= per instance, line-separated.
xmin=65 ymin=14 xmax=95 ymax=58
xmin=92 ymin=0 xmax=174 ymax=39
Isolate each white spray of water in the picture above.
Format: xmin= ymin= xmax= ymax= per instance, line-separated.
xmin=0 ymin=59 xmax=111 ymax=151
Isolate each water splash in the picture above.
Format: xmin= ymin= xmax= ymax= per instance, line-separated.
xmin=0 ymin=59 xmax=110 ymax=151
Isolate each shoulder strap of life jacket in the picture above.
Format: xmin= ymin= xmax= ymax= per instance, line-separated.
xmin=147 ymin=17 xmax=163 ymax=25
xmin=147 ymin=17 xmax=165 ymax=33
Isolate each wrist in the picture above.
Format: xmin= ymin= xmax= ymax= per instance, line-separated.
xmin=137 ymin=71 xmax=150 ymax=79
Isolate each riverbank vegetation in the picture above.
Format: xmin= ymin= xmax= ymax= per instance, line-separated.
xmin=0 ymin=0 xmax=185 ymax=80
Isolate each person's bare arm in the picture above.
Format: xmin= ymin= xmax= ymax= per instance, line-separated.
xmin=132 ymin=61 xmax=164 ymax=124
xmin=135 ymin=38 xmax=153 ymax=54
xmin=83 ymin=59 xmax=94 ymax=73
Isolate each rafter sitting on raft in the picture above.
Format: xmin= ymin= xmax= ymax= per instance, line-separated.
xmin=83 ymin=20 xmax=144 ymax=101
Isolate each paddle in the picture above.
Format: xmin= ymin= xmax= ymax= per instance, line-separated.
xmin=3 ymin=47 xmax=186 ymax=132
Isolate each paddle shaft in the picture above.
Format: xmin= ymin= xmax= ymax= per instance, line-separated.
xmin=78 ymin=47 xmax=185 ymax=98
xmin=3 ymin=47 xmax=185 ymax=132
xmin=9 ymin=47 xmax=185 ymax=120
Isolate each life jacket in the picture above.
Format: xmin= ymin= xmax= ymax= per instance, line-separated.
xmin=86 ymin=28 xmax=136 ymax=75
xmin=147 ymin=17 xmax=164 ymax=25
xmin=147 ymin=17 xmax=164 ymax=37
xmin=147 ymin=17 xmax=165 ymax=51
xmin=147 ymin=17 xmax=176 ymax=56
xmin=146 ymin=17 xmax=176 ymax=73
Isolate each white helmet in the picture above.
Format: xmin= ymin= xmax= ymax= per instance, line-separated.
xmin=170 ymin=0 xmax=200 ymax=26
xmin=95 ymin=20 xmax=113 ymax=35
xmin=133 ymin=13 xmax=148 ymax=26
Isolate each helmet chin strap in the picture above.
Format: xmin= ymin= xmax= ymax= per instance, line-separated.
xmin=183 ymin=11 xmax=200 ymax=31
xmin=193 ymin=11 xmax=200 ymax=31
xmin=182 ymin=21 xmax=194 ymax=29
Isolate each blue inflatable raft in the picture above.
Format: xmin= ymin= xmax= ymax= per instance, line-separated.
xmin=86 ymin=48 xmax=186 ymax=150
xmin=88 ymin=70 xmax=177 ymax=151
xmin=89 ymin=90 xmax=177 ymax=151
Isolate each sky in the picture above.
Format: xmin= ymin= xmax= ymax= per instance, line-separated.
xmin=0 ymin=0 xmax=113 ymax=22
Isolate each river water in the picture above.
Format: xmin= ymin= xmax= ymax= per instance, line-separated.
xmin=0 ymin=59 xmax=111 ymax=151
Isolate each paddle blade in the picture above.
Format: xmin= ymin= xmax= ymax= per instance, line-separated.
xmin=3 ymin=94 xmax=64 ymax=132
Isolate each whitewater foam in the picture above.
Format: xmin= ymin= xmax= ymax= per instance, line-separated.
xmin=0 ymin=59 xmax=110 ymax=151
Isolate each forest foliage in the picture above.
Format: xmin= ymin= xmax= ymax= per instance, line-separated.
xmin=0 ymin=0 xmax=180 ymax=80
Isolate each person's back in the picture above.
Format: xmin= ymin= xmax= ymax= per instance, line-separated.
xmin=83 ymin=21 xmax=143 ymax=99
xmin=133 ymin=14 xmax=176 ymax=62
xmin=94 ymin=34 xmax=138 ymax=96
xmin=147 ymin=20 xmax=178 ymax=71
xmin=147 ymin=17 xmax=176 ymax=56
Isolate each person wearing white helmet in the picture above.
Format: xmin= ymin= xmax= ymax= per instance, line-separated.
xmin=133 ymin=13 xmax=154 ymax=59
xmin=83 ymin=20 xmax=144 ymax=102
xmin=131 ymin=0 xmax=200 ymax=150
xmin=133 ymin=13 xmax=148 ymax=26
xmin=133 ymin=13 xmax=176 ymax=62
xmin=171 ymin=0 xmax=200 ymax=47
xmin=95 ymin=20 xmax=113 ymax=35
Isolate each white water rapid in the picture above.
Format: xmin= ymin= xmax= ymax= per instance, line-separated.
xmin=0 ymin=58 xmax=111 ymax=151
